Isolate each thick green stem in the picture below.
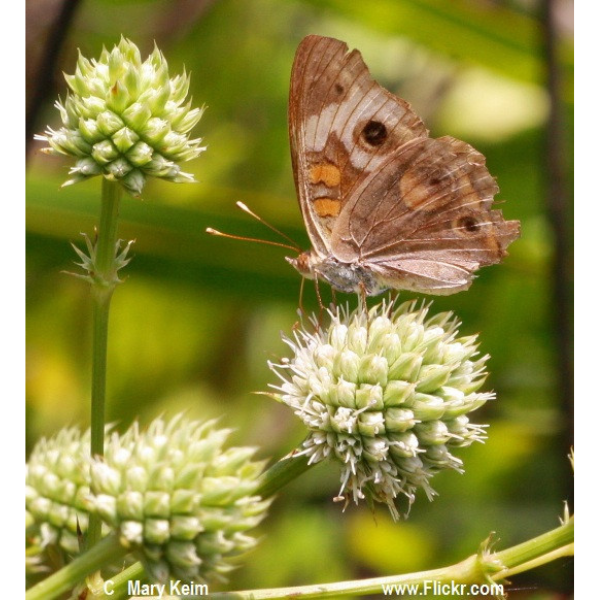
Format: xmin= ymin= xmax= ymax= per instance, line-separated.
xmin=494 ymin=515 xmax=574 ymax=577
xmin=204 ymin=518 xmax=573 ymax=600
xmin=256 ymin=451 xmax=315 ymax=499
xmin=90 ymin=287 xmax=112 ymax=458
xmin=25 ymin=535 xmax=128 ymax=600
xmin=88 ymin=178 xmax=122 ymax=549
xmin=95 ymin=177 xmax=123 ymax=277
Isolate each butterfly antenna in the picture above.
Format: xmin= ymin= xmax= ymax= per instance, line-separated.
xmin=358 ymin=282 xmax=368 ymax=314
xmin=235 ymin=201 xmax=301 ymax=251
xmin=206 ymin=227 xmax=299 ymax=252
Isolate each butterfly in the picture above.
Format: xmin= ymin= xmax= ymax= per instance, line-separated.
xmin=286 ymin=35 xmax=520 ymax=296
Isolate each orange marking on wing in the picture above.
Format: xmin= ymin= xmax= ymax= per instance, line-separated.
xmin=310 ymin=163 xmax=341 ymax=187
xmin=313 ymin=197 xmax=341 ymax=217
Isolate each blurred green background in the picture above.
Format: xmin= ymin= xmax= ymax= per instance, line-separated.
xmin=26 ymin=0 xmax=573 ymax=596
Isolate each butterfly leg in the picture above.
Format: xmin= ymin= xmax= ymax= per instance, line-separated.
xmin=387 ymin=290 xmax=399 ymax=314
xmin=309 ymin=277 xmax=327 ymax=330
xmin=313 ymin=277 xmax=327 ymax=310
xmin=358 ymin=281 xmax=368 ymax=314
xmin=330 ymin=287 xmax=338 ymax=308
xmin=297 ymin=276 xmax=308 ymax=316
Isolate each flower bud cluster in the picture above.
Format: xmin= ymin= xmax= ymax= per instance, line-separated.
xmin=26 ymin=427 xmax=93 ymax=563
xmin=26 ymin=416 xmax=269 ymax=583
xmin=90 ymin=416 xmax=269 ymax=582
xmin=35 ymin=37 xmax=205 ymax=195
xmin=269 ymin=301 xmax=493 ymax=519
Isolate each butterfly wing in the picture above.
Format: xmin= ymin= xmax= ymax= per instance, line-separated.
xmin=330 ymin=135 xmax=521 ymax=294
xmin=289 ymin=35 xmax=428 ymax=258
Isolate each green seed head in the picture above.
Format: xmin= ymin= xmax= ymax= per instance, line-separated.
xmin=26 ymin=416 xmax=269 ymax=583
xmin=26 ymin=427 xmax=94 ymax=573
xmin=35 ymin=37 xmax=205 ymax=196
xmin=89 ymin=416 xmax=269 ymax=583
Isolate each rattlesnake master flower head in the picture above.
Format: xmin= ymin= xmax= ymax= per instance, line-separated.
xmin=26 ymin=416 xmax=269 ymax=583
xmin=26 ymin=427 xmax=94 ymax=565
xmin=90 ymin=415 xmax=270 ymax=583
xmin=35 ymin=37 xmax=205 ymax=196
xmin=269 ymin=300 xmax=494 ymax=520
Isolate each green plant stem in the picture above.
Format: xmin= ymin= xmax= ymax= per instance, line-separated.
xmin=494 ymin=515 xmax=574 ymax=577
xmin=204 ymin=518 xmax=573 ymax=600
xmin=25 ymin=534 xmax=128 ymax=600
xmin=90 ymin=288 xmax=111 ymax=458
xmin=256 ymin=451 xmax=315 ymax=499
xmin=95 ymin=178 xmax=123 ymax=278
xmin=88 ymin=178 xmax=122 ymax=550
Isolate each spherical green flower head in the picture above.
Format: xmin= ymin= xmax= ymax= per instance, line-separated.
xmin=26 ymin=427 xmax=94 ymax=570
xmin=270 ymin=300 xmax=494 ymax=520
xmin=36 ymin=37 xmax=205 ymax=196
xmin=26 ymin=416 xmax=269 ymax=584
xmin=90 ymin=416 xmax=270 ymax=583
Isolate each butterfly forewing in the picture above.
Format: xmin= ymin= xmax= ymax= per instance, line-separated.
xmin=289 ymin=35 xmax=428 ymax=258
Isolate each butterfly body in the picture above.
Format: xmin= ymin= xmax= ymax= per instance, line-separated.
xmin=288 ymin=35 xmax=520 ymax=296
xmin=288 ymin=251 xmax=386 ymax=295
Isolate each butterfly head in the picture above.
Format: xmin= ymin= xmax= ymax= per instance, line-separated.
xmin=286 ymin=251 xmax=314 ymax=281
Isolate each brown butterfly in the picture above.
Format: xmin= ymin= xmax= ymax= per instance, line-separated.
xmin=286 ymin=35 xmax=520 ymax=296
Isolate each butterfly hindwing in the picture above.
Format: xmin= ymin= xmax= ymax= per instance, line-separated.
xmin=328 ymin=136 xmax=520 ymax=293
